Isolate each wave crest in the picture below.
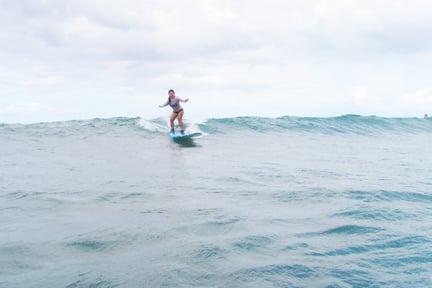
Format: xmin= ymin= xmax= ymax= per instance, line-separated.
xmin=1 ymin=115 xmax=431 ymax=137
xmin=200 ymin=114 xmax=432 ymax=135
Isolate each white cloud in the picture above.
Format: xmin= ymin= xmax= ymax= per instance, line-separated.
xmin=22 ymin=75 xmax=65 ymax=86
xmin=402 ymin=88 xmax=432 ymax=106
xmin=348 ymin=86 xmax=380 ymax=108
xmin=0 ymin=0 xmax=432 ymax=123
xmin=0 ymin=102 xmax=59 ymax=115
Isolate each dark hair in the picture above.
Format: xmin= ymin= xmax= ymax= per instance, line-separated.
xmin=167 ymin=89 xmax=175 ymax=104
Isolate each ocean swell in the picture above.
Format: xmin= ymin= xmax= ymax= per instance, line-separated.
xmin=1 ymin=115 xmax=431 ymax=138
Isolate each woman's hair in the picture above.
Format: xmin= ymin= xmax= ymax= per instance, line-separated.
xmin=167 ymin=89 xmax=175 ymax=103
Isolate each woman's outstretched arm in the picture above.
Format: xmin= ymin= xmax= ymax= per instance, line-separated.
xmin=159 ymin=100 xmax=169 ymax=108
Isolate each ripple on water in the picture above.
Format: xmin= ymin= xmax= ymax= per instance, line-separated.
xmin=206 ymin=216 xmax=242 ymax=227
xmin=345 ymin=190 xmax=432 ymax=203
xmin=140 ymin=208 xmax=165 ymax=214
xmin=272 ymin=188 xmax=334 ymax=203
xmin=229 ymin=264 xmax=315 ymax=286
xmin=3 ymin=191 xmax=43 ymax=200
xmin=310 ymin=235 xmax=431 ymax=257
xmin=233 ymin=235 xmax=276 ymax=251
xmin=191 ymin=244 xmax=226 ymax=262
xmin=369 ymin=251 xmax=432 ymax=268
xmin=300 ymin=225 xmax=383 ymax=238
xmin=330 ymin=269 xmax=378 ymax=287
xmin=320 ymin=225 xmax=383 ymax=235
xmin=193 ymin=208 xmax=222 ymax=216
xmin=64 ymin=232 xmax=137 ymax=253
xmin=120 ymin=192 xmax=146 ymax=200
xmin=170 ymin=216 xmax=242 ymax=237
xmin=333 ymin=208 xmax=416 ymax=221
xmin=96 ymin=192 xmax=146 ymax=203
xmin=0 ymin=244 xmax=40 ymax=275
xmin=160 ymin=266 xmax=216 ymax=287
xmin=65 ymin=240 xmax=117 ymax=252
xmin=0 ymin=206 xmax=23 ymax=212
xmin=281 ymin=242 xmax=310 ymax=251
xmin=65 ymin=276 xmax=118 ymax=288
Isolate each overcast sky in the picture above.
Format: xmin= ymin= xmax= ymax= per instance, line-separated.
xmin=1 ymin=0 xmax=431 ymax=123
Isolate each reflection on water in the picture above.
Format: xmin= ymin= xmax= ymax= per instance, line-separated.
xmin=172 ymin=136 xmax=199 ymax=147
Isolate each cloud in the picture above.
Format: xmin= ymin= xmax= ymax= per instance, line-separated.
xmin=402 ymin=88 xmax=432 ymax=106
xmin=348 ymin=86 xmax=378 ymax=107
xmin=0 ymin=102 xmax=59 ymax=114
xmin=0 ymin=0 xmax=432 ymax=122
xmin=22 ymin=75 xmax=65 ymax=86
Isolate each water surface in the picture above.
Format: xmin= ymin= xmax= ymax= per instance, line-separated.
xmin=1 ymin=115 xmax=432 ymax=287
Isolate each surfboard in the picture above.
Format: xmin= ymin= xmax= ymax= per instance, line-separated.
xmin=169 ymin=130 xmax=202 ymax=139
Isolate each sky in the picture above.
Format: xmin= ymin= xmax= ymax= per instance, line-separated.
xmin=0 ymin=0 xmax=431 ymax=123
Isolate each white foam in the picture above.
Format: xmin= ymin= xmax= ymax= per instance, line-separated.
xmin=186 ymin=122 xmax=207 ymax=137
xmin=138 ymin=117 xmax=207 ymax=137
xmin=137 ymin=118 xmax=167 ymax=133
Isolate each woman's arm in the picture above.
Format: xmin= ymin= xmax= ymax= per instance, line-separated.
xmin=179 ymin=97 xmax=189 ymax=103
xmin=159 ymin=100 xmax=169 ymax=108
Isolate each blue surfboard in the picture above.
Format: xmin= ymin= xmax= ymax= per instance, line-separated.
xmin=169 ymin=131 xmax=202 ymax=139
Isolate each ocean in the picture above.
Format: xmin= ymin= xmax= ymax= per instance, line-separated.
xmin=1 ymin=115 xmax=431 ymax=287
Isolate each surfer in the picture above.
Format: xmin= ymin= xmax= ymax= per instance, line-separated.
xmin=159 ymin=89 xmax=189 ymax=134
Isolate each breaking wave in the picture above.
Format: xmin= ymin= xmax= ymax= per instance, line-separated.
xmin=1 ymin=115 xmax=431 ymax=138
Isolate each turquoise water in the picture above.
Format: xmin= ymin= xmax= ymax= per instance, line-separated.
xmin=1 ymin=115 xmax=432 ymax=287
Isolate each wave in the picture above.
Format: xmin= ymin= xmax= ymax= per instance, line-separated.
xmin=200 ymin=114 xmax=432 ymax=135
xmin=1 ymin=115 xmax=431 ymax=137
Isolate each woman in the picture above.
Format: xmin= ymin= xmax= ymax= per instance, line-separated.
xmin=159 ymin=89 xmax=189 ymax=134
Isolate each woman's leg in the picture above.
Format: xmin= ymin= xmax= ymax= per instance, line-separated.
xmin=178 ymin=110 xmax=185 ymax=131
xmin=170 ymin=112 xmax=178 ymax=131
